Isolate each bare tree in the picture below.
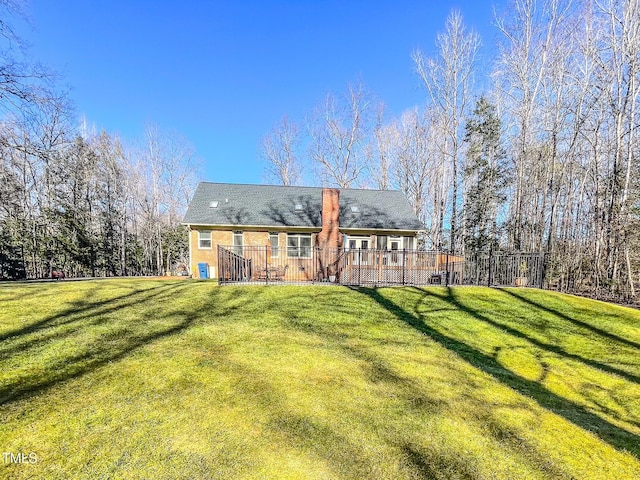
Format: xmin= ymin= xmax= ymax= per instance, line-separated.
xmin=260 ymin=115 xmax=302 ymax=186
xmin=413 ymin=10 xmax=479 ymax=252
xmin=308 ymin=82 xmax=372 ymax=188
xmin=136 ymin=125 xmax=199 ymax=275
xmin=489 ymin=0 xmax=640 ymax=299
xmin=0 ymin=2 xmax=204 ymax=280
xmin=0 ymin=0 xmax=57 ymax=118
xmin=394 ymin=109 xmax=430 ymax=225
xmin=365 ymin=102 xmax=395 ymax=190
xmin=593 ymin=0 xmax=640 ymax=296
xmin=494 ymin=0 xmax=575 ymax=252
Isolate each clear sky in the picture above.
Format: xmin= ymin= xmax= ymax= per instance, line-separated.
xmin=24 ymin=1 xmax=506 ymax=184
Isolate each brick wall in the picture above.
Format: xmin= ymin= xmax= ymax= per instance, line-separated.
xmin=190 ymin=228 xmax=321 ymax=279
xmin=189 ymin=229 xmax=233 ymax=278
xmin=317 ymin=188 xmax=342 ymax=250
xmin=243 ymin=231 xmax=270 ymax=247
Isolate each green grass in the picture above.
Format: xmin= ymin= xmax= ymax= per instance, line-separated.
xmin=0 ymin=280 xmax=639 ymax=479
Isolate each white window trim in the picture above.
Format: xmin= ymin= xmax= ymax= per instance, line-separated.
xmin=389 ymin=236 xmax=402 ymax=250
xmin=232 ymin=231 xmax=244 ymax=255
xmin=347 ymin=235 xmax=415 ymax=251
xmin=198 ymin=230 xmax=212 ymax=250
xmin=346 ymin=235 xmax=371 ymax=250
xmin=404 ymin=236 xmax=415 ymax=250
xmin=287 ymin=233 xmax=312 ymax=259
xmin=269 ymin=232 xmax=280 ymax=258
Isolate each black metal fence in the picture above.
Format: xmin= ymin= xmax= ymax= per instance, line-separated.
xmin=217 ymin=245 xmax=544 ymax=288
xmin=464 ymin=251 xmax=545 ymax=288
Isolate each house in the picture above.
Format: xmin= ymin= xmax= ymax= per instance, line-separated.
xmin=182 ymin=182 xmax=427 ymax=281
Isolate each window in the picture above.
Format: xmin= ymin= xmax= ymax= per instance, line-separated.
xmin=376 ymin=236 xmax=388 ymax=265
xmin=346 ymin=236 xmax=370 ymax=250
xmin=287 ymin=233 xmax=312 ymax=258
xmin=390 ymin=237 xmax=400 ymax=264
xmin=269 ymin=232 xmax=279 ymax=257
xmin=404 ymin=236 xmax=415 ymax=250
xmin=346 ymin=236 xmax=371 ymax=265
xmin=198 ymin=230 xmax=212 ymax=249
xmin=232 ymin=231 xmax=243 ymax=255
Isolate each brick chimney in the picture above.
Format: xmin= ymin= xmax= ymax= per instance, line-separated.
xmin=318 ymin=188 xmax=341 ymax=249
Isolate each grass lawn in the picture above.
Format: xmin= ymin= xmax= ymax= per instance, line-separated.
xmin=0 ymin=280 xmax=639 ymax=479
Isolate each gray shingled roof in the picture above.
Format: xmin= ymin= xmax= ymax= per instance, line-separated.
xmin=183 ymin=183 xmax=424 ymax=231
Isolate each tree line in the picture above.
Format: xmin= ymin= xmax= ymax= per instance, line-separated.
xmin=261 ymin=0 xmax=639 ymax=301
xmin=0 ymin=1 xmax=197 ymax=280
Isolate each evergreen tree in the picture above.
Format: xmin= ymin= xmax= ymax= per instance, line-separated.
xmin=462 ymin=96 xmax=508 ymax=255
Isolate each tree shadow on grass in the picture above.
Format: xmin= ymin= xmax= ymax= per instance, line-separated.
xmin=402 ymin=443 xmax=478 ymax=480
xmin=0 ymin=283 xmax=259 ymax=407
xmin=0 ymin=284 xmax=68 ymax=303
xmin=0 ymin=283 xmax=172 ymax=342
xmin=0 ymin=283 xmax=185 ymax=358
xmin=500 ymin=288 xmax=640 ymax=350
xmin=425 ymin=288 xmax=640 ymax=385
xmin=354 ymin=286 xmax=640 ymax=460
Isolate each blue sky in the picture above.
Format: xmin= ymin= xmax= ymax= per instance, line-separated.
xmin=24 ymin=1 xmax=506 ymax=184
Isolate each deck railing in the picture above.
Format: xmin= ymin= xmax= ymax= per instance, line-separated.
xmin=216 ymin=246 xmax=543 ymax=287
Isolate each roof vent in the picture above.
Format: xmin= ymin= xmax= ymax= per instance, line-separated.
xmin=350 ymin=206 xmax=360 ymax=213
xmin=294 ymin=204 xmax=303 ymax=211
xmin=209 ymin=201 xmax=219 ymax=208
